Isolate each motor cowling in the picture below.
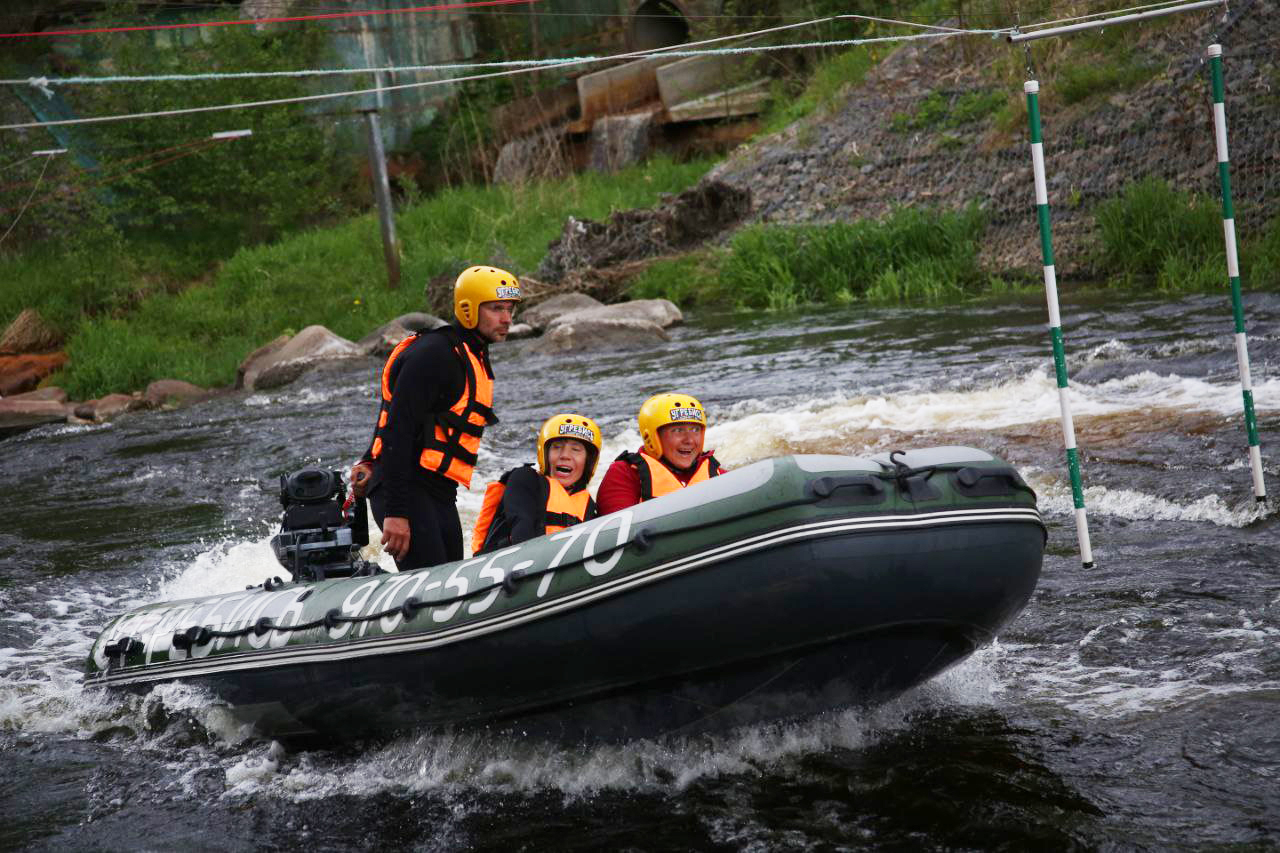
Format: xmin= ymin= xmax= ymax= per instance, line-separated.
xmin=269 ymin=468 xmax=371 ymax=582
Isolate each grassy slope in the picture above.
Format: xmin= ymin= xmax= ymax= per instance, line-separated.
xmin=49 ymin=156 xmax=714 ymax=397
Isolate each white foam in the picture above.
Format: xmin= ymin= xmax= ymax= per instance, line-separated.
xmin=1032 ymin=475 xmax=1276 ymax=528
xmin=705 ymin=370 xmax=1279 ymax=466
xmin=156 ymin=538 xmax=284 ymax=603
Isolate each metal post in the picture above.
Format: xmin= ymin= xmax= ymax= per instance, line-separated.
xmin=1207 ymin=44 xmax=1266 ymax=502
xmin=363 ymin=108 xmax=400 ymax=290
xmin=1025 ymin=79 xmax=1094 ymax=567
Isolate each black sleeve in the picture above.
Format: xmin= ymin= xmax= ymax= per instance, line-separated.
xmin=382 ymin=334 xmax=464 ymax=517
xmin=501 ymin=466 xmax=547 ymax=546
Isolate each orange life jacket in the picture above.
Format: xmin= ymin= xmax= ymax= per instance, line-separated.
xmin=618 ymin=450 xmax=720 ymax=502
xmin=369 ymin=328 xmax=496 ymax=488
xmin=471 ymin=468 xmax=596 ymax=555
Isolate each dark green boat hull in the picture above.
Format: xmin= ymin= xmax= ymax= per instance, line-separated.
xmin=86 ymin=450 xmax=1045 ymax=743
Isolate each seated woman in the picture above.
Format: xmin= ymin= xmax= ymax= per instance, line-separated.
xmin=596 ymin=392 xmax=724 ymax=515
xmin=471 ymin=413 xmax=602 ymax=555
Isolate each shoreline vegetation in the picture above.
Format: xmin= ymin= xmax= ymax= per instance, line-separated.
xmin=3 ymin=9 xmax=1279 ymax=402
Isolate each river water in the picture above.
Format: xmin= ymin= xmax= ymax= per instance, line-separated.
xmin=2 ymin=291 xmax=1278 ymax=851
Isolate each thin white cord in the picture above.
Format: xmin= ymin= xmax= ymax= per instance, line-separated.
xmin=0 ymin=31 xmax=961 ymax=132
xmin=0 ymin=153 xmax=54 ymax=247
xmin=0 ymin=154 xmax=37 ymax=174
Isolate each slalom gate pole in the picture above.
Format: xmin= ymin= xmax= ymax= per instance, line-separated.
xmin=1207 ymin=44 xmax=1266 ymax=502
xmin=1024 ymin=79 xmax=1094 ymax=567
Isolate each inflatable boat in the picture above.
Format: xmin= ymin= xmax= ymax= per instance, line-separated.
xmin=85 ymin=448 xmax=1045 ymax=743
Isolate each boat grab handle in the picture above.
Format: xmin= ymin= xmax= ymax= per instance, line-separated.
xmin=807 ymin=475 xmax=886 ymax=502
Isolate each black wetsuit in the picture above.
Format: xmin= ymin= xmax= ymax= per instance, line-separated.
xmin=362 ymin=326 xmax=493 ymax=571
xmin=476 ymin=465 xmax=598 ymax=555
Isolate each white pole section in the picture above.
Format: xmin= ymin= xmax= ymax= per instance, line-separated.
xmin=1025 ymin=79 xmax=1095 ymax=567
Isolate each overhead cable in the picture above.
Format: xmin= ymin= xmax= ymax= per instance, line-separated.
xmin=0 ymin=22 xmax=977 ymax=131
xmin=0 ymin=0 xmax=539 ymax=40
xmin=4 ymin=13 xmax=992 ymax=91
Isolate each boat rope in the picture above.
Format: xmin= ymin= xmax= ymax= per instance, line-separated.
xmin=104 ymin=464 xmax=1039 ymax=664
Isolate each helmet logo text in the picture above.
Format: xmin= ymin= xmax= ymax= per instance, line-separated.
xmin=494 ymin=285 xmax=521 ymax=300
xmin=557 ymin=423 xmax=595 ymax=441
xmin=668 ymin=408 xmax=703 ymax=421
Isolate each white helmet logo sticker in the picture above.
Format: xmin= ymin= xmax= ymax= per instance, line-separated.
xmin=495 ymin=285 xmax=521 ymax=300
xmin=557 ymin=423 xmax=595 ymax=441
xmin=668 ymin=407 xmax=703 ymax=421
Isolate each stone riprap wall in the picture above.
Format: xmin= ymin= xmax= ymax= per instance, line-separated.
xmin=706 ymin=0 xmax=1279 ymax=276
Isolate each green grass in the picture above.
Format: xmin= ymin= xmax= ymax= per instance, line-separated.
xmin=41 ymin=155 xmax=714 ymax=398
xmin=1095 ymin=178 xmax=1222 ymax=288
xmin=632 ymin=206 xmax=1005 ymax=310
xmin=759 ymin=46 xmax=878 ymax=135
xmin=1094 ymin=177 xmax=1280 ymax=292
xmin=1057 ymin=59 xmax=1159 ymax=106
xmin=890 ymin=89 xmax=1006 ymax=134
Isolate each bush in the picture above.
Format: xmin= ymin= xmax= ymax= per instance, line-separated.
xmin=1094 ymin=178 xmax=1223 ymax=287
xmin=631 ymin=207 xmax=989 ymax=310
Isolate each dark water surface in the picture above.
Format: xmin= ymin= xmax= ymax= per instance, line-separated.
xmin=2 ymin=292 xmax=1278 ymax=851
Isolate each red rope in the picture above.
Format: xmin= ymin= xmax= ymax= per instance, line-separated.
xmin=1 ymin=0 xmax=536 ymax=39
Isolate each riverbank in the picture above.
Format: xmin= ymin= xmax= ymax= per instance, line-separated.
xmin=3 ymin=0 xmax=1278 ymax=405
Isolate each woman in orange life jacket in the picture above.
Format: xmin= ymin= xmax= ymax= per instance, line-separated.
xmin=596 ymin=392 xmax=724 ymax=516
xmin=471 ymin=414 xmax=602 ymax=555
xmin=347 ymin=266 xmax=520 ymax=571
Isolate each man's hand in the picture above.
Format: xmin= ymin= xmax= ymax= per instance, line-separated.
xmin=349 ymin=462 xmax=373 ymax=499
xmin=381 ymin=516 xmax=411 ymax=560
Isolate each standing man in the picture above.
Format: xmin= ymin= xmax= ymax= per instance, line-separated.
xmin=350 ymin=266 xmax=520 ymax=570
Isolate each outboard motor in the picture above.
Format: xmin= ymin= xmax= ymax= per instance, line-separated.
xmin=269 ymin=468 xmax=374 ymax=582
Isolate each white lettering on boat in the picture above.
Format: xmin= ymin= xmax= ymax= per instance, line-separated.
xmin=433 ymin=558 xmax=481 ymax=623
xmin=467 ymin=547 xmax=521 ymax=616
xmin=268 ymin=588 xmax=310 ymax=648
xmin=584 ymin=512 xmax=632 ymax=577
xmin=328 ymin=579 xmax=381 ymax=640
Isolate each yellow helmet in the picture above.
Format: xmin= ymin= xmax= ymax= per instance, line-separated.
xmin=454 ymin=265 xmax=522 ymax=329
xmin=537 ymin=413 xmax=603 ymax=486
xmin=637 ymin=393 xmax=706 ymax=457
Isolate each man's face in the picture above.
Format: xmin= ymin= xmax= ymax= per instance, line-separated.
xmin=475 ymin=300 xmax=517 ymax=342
xmin=657 ymin=422 xmax=705 ymax=469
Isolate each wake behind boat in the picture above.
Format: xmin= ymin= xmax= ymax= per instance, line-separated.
xmin=85 ymin=448 xmax=1045 ymax=743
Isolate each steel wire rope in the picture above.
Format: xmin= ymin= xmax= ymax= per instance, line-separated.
xmin=0 ymin=25 xmax=982 ymax=132
xmin=1 ymin=13 xmax=988 ymax=89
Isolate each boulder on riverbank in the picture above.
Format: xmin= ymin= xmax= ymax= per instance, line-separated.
xmin=72 ymin=392 xmax=152 ymax=423
xmin=143 ymin=379 xmax=211 ymax=408
xmin=0 ymin=352 xmax=68 ymax=397
xmin=0 ymin=398 xmax=68 ymax=438
xmin=527 ymin=315 xmax=671 ymax=354
xmin=242 ymin=326 xmax=363 ymax=391
xmin=520 ymin=293 xmax=604 ymax=331
xmin=7 ymin=386 xmax=68 ymax=404
xmin=545 ymin=298 xmax=682 ymax=332
xmin=357 ymin=313 xmax=447 ymax=357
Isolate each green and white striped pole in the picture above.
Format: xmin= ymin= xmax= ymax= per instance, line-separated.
xmin=1207 ymin=44 xmax=1266 ymax=502
xmin=1025 ymin=79 xmax=1094 ymax=567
